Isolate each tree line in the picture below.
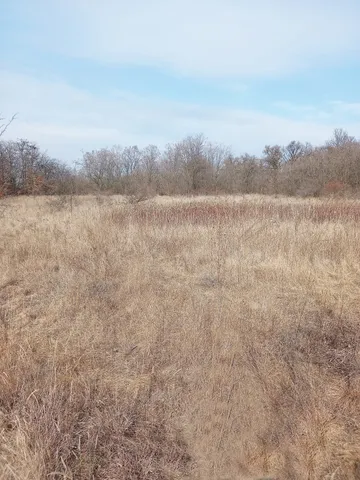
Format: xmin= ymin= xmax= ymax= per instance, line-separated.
xmin=1 ymin=113 xmax=359 ymax=198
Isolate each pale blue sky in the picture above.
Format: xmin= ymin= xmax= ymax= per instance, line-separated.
xmin=1 ymin=0 xmax=360 ymax=162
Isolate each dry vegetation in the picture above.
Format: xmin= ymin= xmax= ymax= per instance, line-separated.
xmin=1 ymin=194 xmax=360 ymax=479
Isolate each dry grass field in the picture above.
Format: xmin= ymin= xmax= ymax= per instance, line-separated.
xmin=1 ymin=194 xmax=360 ymax=479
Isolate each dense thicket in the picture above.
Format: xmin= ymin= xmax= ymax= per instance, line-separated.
xmin=1 ymin=124 xmax=359 ymax=197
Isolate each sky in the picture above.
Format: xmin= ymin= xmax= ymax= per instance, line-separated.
xmin=1 ymin=0 xmax=360 ymax=164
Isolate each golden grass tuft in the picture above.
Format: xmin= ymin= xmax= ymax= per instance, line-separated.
xmin=1 ymin=194 xmax=360 ymax=479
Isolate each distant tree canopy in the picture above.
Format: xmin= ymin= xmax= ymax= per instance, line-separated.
xmin=1 ymin=117 xmax=360 ymax=197
xmin=0 ymin=139 xmax=73 ymax=196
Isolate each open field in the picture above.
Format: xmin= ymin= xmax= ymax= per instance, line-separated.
xmin=1 ymin=194 xmax=360 ymax=479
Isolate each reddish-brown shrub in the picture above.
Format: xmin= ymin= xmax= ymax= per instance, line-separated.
xmin=322 ymin=180 xmax=347 ymax=196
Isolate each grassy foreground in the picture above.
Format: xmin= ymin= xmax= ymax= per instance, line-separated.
xmin=1 ymin=194 xmax=360 ymax=479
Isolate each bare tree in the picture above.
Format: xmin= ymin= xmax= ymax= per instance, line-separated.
xmin=177 ymin=134 xmax=210 ymax=192
xmin=239 ymin=154 xmax=260 ymax=193
xmin=263 ymin=145 xmax=283 ymax=194
xmin=263 ymin=145 xmax=283 ymax=170
xmin=282 ymin=141 xmax=308 ymax=163
xmin=0 ymin=139 xmax=40 ymax=194
xmin=80 ymin=147 xmax=121 ymax=190
xmin=141 ymin=145 xmax=160 ymax=187
xmin=121 ymin=146 xmax=142 ymax=177
xmin=205 ymin=142 xmax=232 ymax=190
xmin=326 ymin=128 xmax=356 ymax=148
xmin=0 ymin=138 xmax=70 ymax=195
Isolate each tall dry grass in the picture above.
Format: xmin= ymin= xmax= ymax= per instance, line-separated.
xmin=1 ymin=194 xmax=360 ymax=479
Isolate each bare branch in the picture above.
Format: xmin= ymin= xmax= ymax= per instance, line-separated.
xmin=0 ymin=113 xmax=17 ymax=138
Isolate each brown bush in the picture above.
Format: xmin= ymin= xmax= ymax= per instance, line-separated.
xmin=322 ymin=180 xmax=347 ymax=197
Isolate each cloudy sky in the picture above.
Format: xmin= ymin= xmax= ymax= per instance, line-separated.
xmin=1 ymin=0 xmax=360 ymax=163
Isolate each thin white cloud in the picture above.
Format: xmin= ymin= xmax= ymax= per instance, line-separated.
xmin=274 ymin=100 xmax=360 ymax=121
xmin=2 ymin=71 xmax=358 ymax=162
xmin=273 ymin=102 xmax=334 ymax=121
xmin=13 ymin=0 xmax=360 ymax=78
xmin=330 ymin=101 xmax=360 ymax=115
xmin=273 ymin=102 xmax=317 ymax=113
